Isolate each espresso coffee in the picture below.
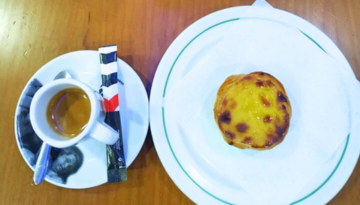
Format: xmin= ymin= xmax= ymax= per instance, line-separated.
xmin=46 ymin=88 xmax=91 ymax=138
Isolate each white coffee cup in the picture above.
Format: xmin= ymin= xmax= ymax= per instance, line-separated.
xmin=30 ymin=78 xmax=119 ymax=148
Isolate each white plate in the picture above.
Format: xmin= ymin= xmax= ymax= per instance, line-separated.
xmin=15 ymin=50 xmax=149 ymax=189
xmin=150 ymin=6 xmax=360 ymax=205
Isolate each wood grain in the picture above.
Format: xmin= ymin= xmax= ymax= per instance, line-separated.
xmin=0 ymin=0 xmax=359 ymax=204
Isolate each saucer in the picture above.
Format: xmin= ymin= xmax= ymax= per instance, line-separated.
xmin=15 ymin=50 xmax=149 ymax=188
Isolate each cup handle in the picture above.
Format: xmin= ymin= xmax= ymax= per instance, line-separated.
xmin=89 ymin=120 xmax=119 ymax=145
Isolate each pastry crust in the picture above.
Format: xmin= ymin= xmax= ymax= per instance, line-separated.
xmin=214 ymin=72 xmax=291 ymax=150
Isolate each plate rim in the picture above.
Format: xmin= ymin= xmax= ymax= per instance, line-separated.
xmin=14 ymin=50 xmax=149 ymax=189
xmin=150 ymin=6 xmax=359 ymax=205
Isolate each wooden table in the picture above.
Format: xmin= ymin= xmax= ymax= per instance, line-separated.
xmin=0 ymin=0 xmax=359 ymax=204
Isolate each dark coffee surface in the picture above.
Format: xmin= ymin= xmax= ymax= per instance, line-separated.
xmin=46 ymin=88 xmax=91 ymax=138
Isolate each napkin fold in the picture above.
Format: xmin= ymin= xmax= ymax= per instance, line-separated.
xmin=164 ymin=9 xmax=350 ymax=205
